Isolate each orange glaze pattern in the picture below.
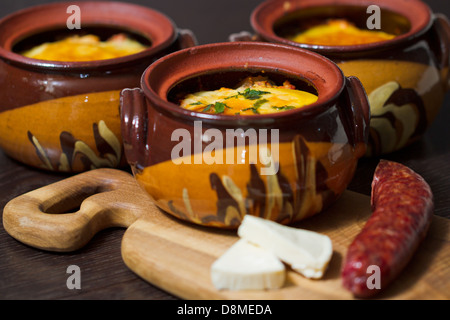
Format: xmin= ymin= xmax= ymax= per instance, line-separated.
xmin=337 ymin=60 xmax=443 ymax=156
xmin=134 ymin=136 xmax=364 ymax=228
xmin=0 ymin=90 xmax=124 ymax=172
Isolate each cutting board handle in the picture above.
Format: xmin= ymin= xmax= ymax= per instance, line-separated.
xmin=2 ymin=168 xmax=158 ymax=252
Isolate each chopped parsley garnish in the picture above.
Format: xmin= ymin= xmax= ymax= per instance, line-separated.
xmin=253 ymin=99 xmax=268 ymax=108
xmin=214 ymin=102 xmax=227 ymax=114
xmin=240 ymin=88 xmax=270 ymax=100
xmin=201 ymin=102 xmax=231 ymax=114
xmin=242 ymin=107 xmax=260 ymax=114
xmin=272 ymin=105 xmax=295 ymax=111
xmin=190 ymin=101 xmax=204 ymax=105
xmin=241 ymin=98 xmax=269 ymax=114
xmin=224 ymin=88 xmax=271 ymax=101
xmin=224 ymin=94 xmax=239 ymax=100
xmin=202 ymin=104 xmax=213 ymax=112
xmin=197 ymin=101 xmax=233 ymax=114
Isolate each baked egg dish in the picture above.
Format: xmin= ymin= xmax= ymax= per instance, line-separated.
xmin=290 ymin=19 xmax=396 ymax=46
xmin=179 ymin=76 xmax=318 ymax=115
xmin=21 ymin=33 xmax=148 ymax=61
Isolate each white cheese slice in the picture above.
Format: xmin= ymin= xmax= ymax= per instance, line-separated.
xmin=210 ymin=239 xmax=286 ymax=291
xmin=237 ymin=215 xmax=332 ymax=279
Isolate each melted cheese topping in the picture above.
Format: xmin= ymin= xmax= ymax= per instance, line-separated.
xmin=290 ymin=19 xmax=396 ymax=46
xmin=180 ymin=77 xmax=318 ymax=115
xmin=21 ymin=34 xmax=148 ymax=61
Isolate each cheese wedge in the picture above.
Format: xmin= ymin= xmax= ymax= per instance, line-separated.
xmin=210 ymin=239 xmax=286 ymax=290
xmin=237 ymin=215 xmax=332 ymax=279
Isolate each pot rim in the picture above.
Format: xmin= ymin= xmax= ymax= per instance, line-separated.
xmin=250 ymin=0 xmax=433 ymax=54
xmin=140 ymin=41 xmax=346 ymax=125
xmin=0 ymin=1 xmax=178 ymax=71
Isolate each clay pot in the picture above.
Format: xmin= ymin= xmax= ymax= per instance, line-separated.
xmin=233 ymin=0 xmax=450 ymax=156
xmin=120 ymin=42 xmax=370 ymax=228
xmin=0 ymin=1 xmax=196 ymax=172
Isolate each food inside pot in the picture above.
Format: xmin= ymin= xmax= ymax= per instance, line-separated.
xmin=179 ymin=76 xmax=318 ymax=115
xmin=21 ymin=33 xmax=148 ymax=61
xmin=289 ymin=19 xmax=396 ymax=46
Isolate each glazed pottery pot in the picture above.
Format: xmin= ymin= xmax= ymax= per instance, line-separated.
xmin=234 ymin=0 xmax=450 ymax=156
xmin=120 ymin=42 xmax=370 ymax=228
xmin=0 ymin=1 xmax=196 ymax=172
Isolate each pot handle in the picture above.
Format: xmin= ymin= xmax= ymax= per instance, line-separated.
xmin=177 ymin=28 xmax=198 ymax=49
xmin=341 ymin=76 xmax=371 ymax=157
xmin=120 ymin=88 xmax=150 ymax=168
xmin=432 ymin=14 xmax=450 ymax=91
xmin=228 ymin=31 xmax=262 ymax=42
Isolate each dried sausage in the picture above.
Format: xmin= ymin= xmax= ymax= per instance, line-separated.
xmin=341 ymin=160 xmax=434 ymax=298
xmin=342 ymin=160 xmax=433 ymax=297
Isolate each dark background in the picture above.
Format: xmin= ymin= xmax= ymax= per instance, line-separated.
xmin=0 ymin=0 xmax=446 ymax=45
xmin=0 ymin=0 xmax=449 ymax=300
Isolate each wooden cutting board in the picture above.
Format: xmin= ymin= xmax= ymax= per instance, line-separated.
xmin=3 ymin=168 xmax=449 ymax=300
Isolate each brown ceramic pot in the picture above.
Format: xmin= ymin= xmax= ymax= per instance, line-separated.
xmin=234 ymin=0 xmax=450 ymax=156
xmin=120 ymin=42 xmax=370 ymax=229
xmin=0 ymin=1 xmax=196 ymax=172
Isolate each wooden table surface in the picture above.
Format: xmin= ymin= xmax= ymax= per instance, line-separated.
xmin=0 ymin=0 xmax=449 ymax=300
